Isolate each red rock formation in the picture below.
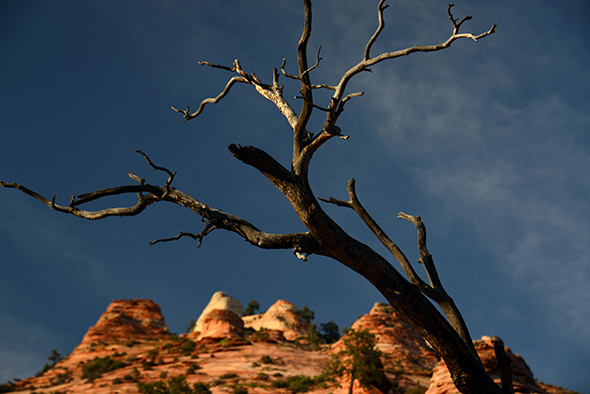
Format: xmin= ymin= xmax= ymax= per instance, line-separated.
xmin=243 ymin=299 xmax=311 ymax=341
xmin=339 ymin=302 xmax=439 ymax=392
xmin=193 ymin=291 xmax=243 ymax=334
xmin=7 ymin=297 xmax=576 ymax=394
xmin=425 ymin=336 xmax=546 ymax=394
xmin=79 ymin=299 xmax=170 ymax=346
xmin=194 ymin=309 xmax=245 ymax=340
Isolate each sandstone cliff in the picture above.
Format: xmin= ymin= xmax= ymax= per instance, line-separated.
xmin=3 ymin=295 xmax=578 ymax=394
xmin=192 ymin=291 xmax=244 ymax=334
xmin=347 ymin=302 xmax=440 ymax=391
xmin=79 ymin=298 xmax=170 ymax=348
xmin=243 ymin=299 xmax=312 ymax=341
xmin=425 ymin=336 xmax=546 ymax=394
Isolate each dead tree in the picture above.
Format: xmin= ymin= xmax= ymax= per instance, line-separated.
xmin=1 ymin=2 xmax=509 ymax=393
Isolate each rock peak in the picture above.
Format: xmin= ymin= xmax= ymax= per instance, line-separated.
xmin=192 ymin=291 xmax=243 ymax=334
xmin=243 ymin=299 xmax=311 ymax=341
xmin=79 ymin=299 xmax=169 ymax=348
xmin=8 ymin=295 xmax=573 ymax=394
xmin=425 ymin=336 xmax=546 ymax=394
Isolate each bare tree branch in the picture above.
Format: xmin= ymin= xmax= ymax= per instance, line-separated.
xmin=2 ymin=3 xmax=504 ymax=392
xmin=1 ymin=150 xmax=325 ymax=258
xmin=172 ymin=75 xmax=249 ymax=121
xmin=310 ymin=83 xmax=337 ymax=91
xmin=322 ymin=179 xmax=431 ymax=292
xmin=197 ymin=61 xmax=236 ymax=72
xmin=149 ymin=219 xmax=218 ymax=248
xmin=397 ymin=212 xmax=444 ymax=290
xmin=337 ymin=91 xmax=365 ymax=118
xmin=177 ymin=59 xmax=300 ymax=130
xmin=322 ymin=2 xmax=496 ymax=135
xmin=1 ymin=181 xmax=160 ymax=220
xmin=364 ymin=0 xmax=389 ymax=61
xmin=294 ymin=95 xmax=330 ymax=112
xmin=73 ymin=184 xmax=158 ymax=207
xmin=1 ymin=178 xmax=325 ymax=256
xmin=149 ymin=231 xmax=207 ymax=247
xmin=135 ymin=149 xmax=176 ymax=199
xmin=292 ymin=126 xmax=346 ymax=176
xmin=280 ymin=58 xmax=299 ymax=80
xmin=280 ymin=45 xmax=323 ymax=82
xmin=167 ymin=187 xmax=325 ymax=254
xmin=301 ymin=45 xmax=323 ymax=80
xmin=492 ymin=337 xmax=515 ymax=394
xmin=322 ymin=179 xmax=482 ymax=365
xmin=228 ymin=144 xmax=294 ymax=185
xmin=448 ymin=4 xmax=473 ymax=36
xmin=398 ymin=211 xmax=481 ymax=363
xmin=293 ymin=0 xmax=314 ymax=160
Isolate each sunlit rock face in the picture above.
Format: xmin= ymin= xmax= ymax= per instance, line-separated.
xmin=192 ymin=291 xmax=243 ymax=334
xmin=425 ymin=336 xmax=546 ymax=394
xmin=243 ymin=299 xmax=311 ymax=341
xmin=8 ymin=295 xmax=574 ymax=394
xmin=79 ymin=298 xmax=169 ymax=347
xmin=342 ymin=302 xmax=440 ymax=391
xmin=196 ymin=309 xmax=245 ymax=340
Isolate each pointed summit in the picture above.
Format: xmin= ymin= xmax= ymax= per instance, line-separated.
xmin=79 ymin=299 xmax=169 ymax=348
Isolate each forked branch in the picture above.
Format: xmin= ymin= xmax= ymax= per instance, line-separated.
xmin=174 ymin=60 xmax=299 ymax=129
xmin=3 ymin=2 xmax=504 ymax=392
xmin=398 ymin=211 xmax=481 ymax=362
xmin=320 ymin=179 xmax=430 ymax=293
xmin=492 ymin=337 xmax=515 ymax=394
xmin=1 ymin=153 xmax=325 ymax=257
xmin=364 ymin=0 xmax=388 ymax=61
xmin=322 ymin=179 xmax=481 ymax=362
xmin=322 ymin=1 xmax=496 ymax=133
xmin=448 ymin=4 xmax=473 ymax=36
xmin=136 ymin=149 xmax=176 ymax=199
xmin=172 ymin=75 xmax=249 ymax=122
xmin=293 ymin=0 xmax=315 ymax=161
xmin=301 ymin=45 xmax=323 ymax=80
xmin=149 ymin=219 xmax=218 ymax=248
xmin=0 ymin=180 xmax=160 ymax=220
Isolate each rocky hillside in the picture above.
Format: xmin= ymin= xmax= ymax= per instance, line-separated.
xmin=2 ymin=293 xmax=579 ymax=394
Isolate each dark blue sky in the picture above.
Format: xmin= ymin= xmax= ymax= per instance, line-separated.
xmin=1 ymin=1 xmax=589 ymax=391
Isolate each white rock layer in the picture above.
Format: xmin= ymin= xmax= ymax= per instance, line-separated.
xmin=193 ymin=291 xmax=243 ymax=333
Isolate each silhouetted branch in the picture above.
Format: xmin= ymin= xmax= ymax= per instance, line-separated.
xmin=321 ymin=179 xmax=431 ymax=292
xmin=149 ymin=219 xmax=218 ymax=248
xmin=293 ymin=0 xmax=314 ymax=160
xmin=398 ymin=211 xmax=481 ymax=363
xmin=397 ymin=212 xmax=444 ymax=290
xmin=322 ymin=178 xmax=482 ymax=364
xmin=136 ymin=149 xmax=176 ymax=199
xmin=492 ymin=337 xmax=514 ymax=394
xmin=197 ymin=61 xmax=236 ymax=72
xmin=1 ymin=180 xmax=160 ymax=220
xmin=149 ymin=231 xmax=204 ymax=246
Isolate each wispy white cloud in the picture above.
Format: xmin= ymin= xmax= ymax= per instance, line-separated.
xmin=360 ymin=47 xmax=590 ymax=344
